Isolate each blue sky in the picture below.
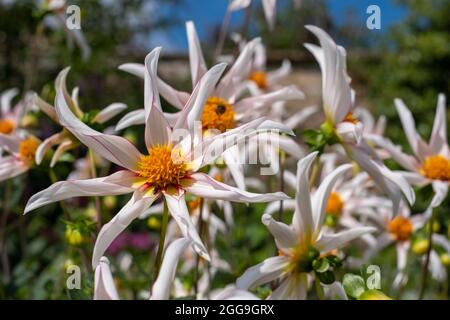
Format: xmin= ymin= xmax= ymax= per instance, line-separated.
xmin=151 ymin=0 xmax=408 ymax=52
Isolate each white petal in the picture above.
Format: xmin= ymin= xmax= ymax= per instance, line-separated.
xmin=234 ymin=86 xmax=304 ymax=113
xmin=35 ymin=133 xmax=64 ymax=165
xmin=293 ymin=152 xmax=317 ymax=240
xmin=267 ymin=59 xmax=291 ymax=84
xmin=94 ymin=257 xmax=119 ymax=300
xmin=143 ymin=49 xmax=171 ymax=148
xmin=312 ymin=163 xmax=352 ymax=235
xmin=92 ymin=192 xmax=157 ymax=268
xmin=394 ymin=98 xmax=427 ymax=160
xmin=1 ymin=88 xmax=19 ymax=115
xmin=222 ymin=146 xmax=246 ymax=191
xmin=236 ymin=256 xmax=288 ymax=290
xmin=93 ymin=103 xmax=127 ymax=124
xmin=50 ymin=139 xmax=74 ymax=167
xmin=262 ymin=0 xmax=276 ymax=30
xmin=228 ymin=0 xmax=251 ymax=11
xmin=429 ymin=180 xmax=449 ymax=209
xmin=0 ymin=157 xmax=28 ymax=182
xmin=187 ymin=172 xmax=290 ymax=203
xmin=315 ymin=227 xmax=376 ymax=253
xmin=429 ymin=94 xmax=447 ymax=154
xmin=186 ymin=21 xmax=207 ymax=87
xmin=164 ymin=193 xmax=210 ymax=261
xmin=24 ymin=170 xmax=136 ymax=213
xmin=262 ymin=213 xmax=297 ymax=250
xmin=55 ymin=70 xmax=141 ymax=170
xmin=115 ymin=109 xmax=145 ymax=131
xmin=33 ymin=93 xmax=58 ymax=122
xmin=151 ymin=238 xmax=191 ymax=300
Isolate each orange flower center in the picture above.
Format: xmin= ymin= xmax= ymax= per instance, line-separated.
xmin=343 ymin=112 xmax=358 ymax=124
xmin=326 ymin=192 xmax=344 ymax=216
xmin=249 ymin=71 xmax=267 ymax=89
xmin=420 ymin=155 xmax=450 ymax=181
xmin=19 ymin=136 xmax=40 ymax=164
xmin=0 ymin=119 xmax=15 ymax=134
xmin=136 ymin=144 xmax=187 ymax=191
xmin=387 ymin=216 xmax=413 ymax=242
xmin=201 ymin=97 xmax=236 ymax=133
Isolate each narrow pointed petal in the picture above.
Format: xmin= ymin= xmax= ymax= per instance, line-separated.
xmin=293 ymin=152 xmax=317 ymax=240
xmin=151 ymin=237 xmax=191 ymax=300
xmin=394 ymin=98 xmax=424 ymax=159
xmin=0 ymin=157 xmax=28 ymax=182
xmin=186 ymin=21 xmax=207 ymax=87
xmin=236 ymin=256 xmax=288 ymax=290
xmin=164 ymin=193 xmax=210 ymax=261
xmin=94 ymin=257 xmax=119 ymax=300
xmin=187 ymin=172 xmax=289 ymax=203
xmin=315 ymin=227 xmax=376 ymax=253
xmin=115 ymin=109 xmax=145 ymax=131
xmin=262 ymin=0 xmax=276 ymax=30
xmin=35 ymin=132 xmax=64 ymax=165
xmin=262 ymin=214 xmax=296 ymax=250
xmin=50 ymin=139 xmax=74 ymax=167
xmin=92 ymin=192 xmax=157 ymax=268
xmin=1 ymin=88 xmax=19 ymax=115
xmin=33 ymin=93 xmax=58 ymax=122
xmin=143 ymin=48 xmax=171 ymax=148
xmin=55 ymin=78 xmax=141 ymax=171
xmin=24 ymin=171 xmax=136 ymax=213
xmin=93 ymin=103 xmax=128 ymax=124
xmin=312 ymin=163 xmax=352 ymax=235
xmin=429 ymin=94 xmax=447 ymax=154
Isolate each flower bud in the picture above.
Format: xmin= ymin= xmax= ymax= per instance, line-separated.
xmin=412 ymin=239 xmax=430 ymax=255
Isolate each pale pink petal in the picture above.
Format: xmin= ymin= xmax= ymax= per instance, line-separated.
xmin=143 ymin=49 xmax=171 ymax=148
xmin=187 ymin=172 xmax=289 ymax=203
xmin=394 ymin=98 xmax=427 ymax=160
xmin=50 ymin=139 xmax=74 ymax=167
xmin=315 ymin=227 xmax=376 ymax=253
xmin=234 ymin=86 xmax=304 ymax=113
xmin=92 ymin=192 xmax=157 ymax=268
xmin=236 ymin=256 xmax=288 ymax=290
xmin=0 ymin=134 xmax=20 ymax=154
xmin=151 ymin=237 xmax=191 ymax=300
xmin=267 ymin=59 xmax=291 ymax=84
xmin=186 ymin=21 xmax=207 ymax=87
xmin=33 ymin=93 xmax=58 ymax=122
xmin=292 ymin=152 xmax=317 ymax=239
xmin=35 ymin=133 xmax=64 ymax=165
xmin=312 ymin=163 xmax=352 ymax=235
xmin=429 ymin=180 xmax=449 ymax=209
xmin=262 ymin=213 xmax=296 ymax=250
xmin=115 ymin=109 xmax=145 ymax=131
xmin=163 ymin=193 xmax=209 ymax=261
xmin=24 ymin=170 xmax=136 ymax=213
xmin=93 ymin=103 xmax=127 ymax=124
xmin=55 ymin=73 xmax=141 ymax=170
xmin=94 ymin=257 xmax=119 ymax=300
xmin=0 ymin=156 xmax=28 ymax=182
xmin=262 ymin=0 xmax=276 ymax=30
xmin=429 ymin=94 xmax=447 ymax=154
xmin=228 ymin=0 xmax=251 ymax=11
xmin=1 ymin=88 xmax=19 ymax=115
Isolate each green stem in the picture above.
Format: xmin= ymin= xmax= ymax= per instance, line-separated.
xmin=153 ymin=199 xmax=169 ymax=283
xmin=88 ymin=149 xmax=102 ymax=229
xmin=194 ymin=198 xmax=205 ymax=297
xmin=419 ymin=210 xmax=435 ymax=300
xmin=315 ymin=276 xmax=325 ymax=300
xmin=277 ymin=150 xmax=286 ymax=222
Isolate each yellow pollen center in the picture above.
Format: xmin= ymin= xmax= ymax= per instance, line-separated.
xmin=19 ymin=136 xmax=40 ymax=164
xmin=0 ymin=119 xmax=15 ymax=134
xmin=201 ymin=97 xmax=236 ymax=133
xmin=420 ymin=155 xmax=450 ymax=181
xmin=387 ymin=216 xmax=413 ymax=242
xmin=249 ymin=71 xmax=267 ymax=89
xmin=136 ymin=144 xmax=187 ymax=191
xmin=326 ymin=192 xmax=344 ymax=216
xmin=343 ymin=112 xmax=358 ymax=124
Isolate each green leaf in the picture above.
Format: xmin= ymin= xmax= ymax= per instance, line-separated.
xmin=342 ymin=273 xmax=366 ymax=299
